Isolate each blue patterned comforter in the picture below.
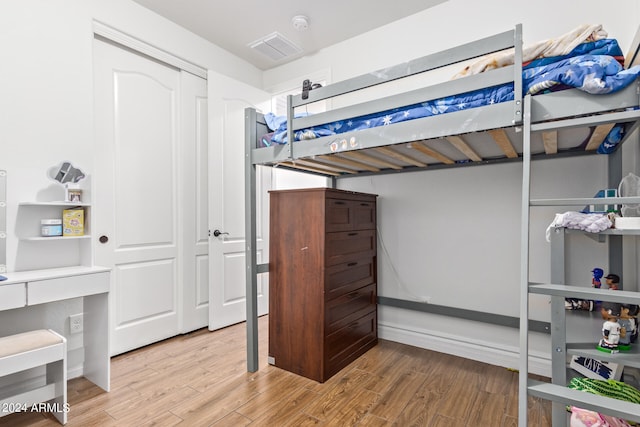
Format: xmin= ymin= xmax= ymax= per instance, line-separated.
xmin=263 ymin=38 xmax=640 ymax=150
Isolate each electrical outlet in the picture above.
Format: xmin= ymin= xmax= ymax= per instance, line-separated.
xmin=70 ymin=313 xmax=84 ymax=334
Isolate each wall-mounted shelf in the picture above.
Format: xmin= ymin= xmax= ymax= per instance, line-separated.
xmin=18 ymin=201 xmax=91 ymax=207
xmin=20 ymin=235 xmax=92 ymax=242
xmin=16 ymin=201 xmax=92 ymax=267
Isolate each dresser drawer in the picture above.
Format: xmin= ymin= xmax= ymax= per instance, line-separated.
xmin=326 ymin=284 xmax=376 ymax=333
xmin=325 ymin=258 xmax=375 ymax=301
xmin=325 ymin=311 xmax=377 ymax=374
xmin=0 ymin=283 xmax=26 ymax=310
xmin=325 ymin=229 xmax=376 ymax=266
xmin=326 ymin=198 xmax=376 ymax=232
xmin=28 ymin=272 xmax=110 ymax=305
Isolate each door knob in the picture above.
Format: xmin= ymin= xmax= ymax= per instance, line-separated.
xmin=212 ymin=229 xmax=229 ymax=237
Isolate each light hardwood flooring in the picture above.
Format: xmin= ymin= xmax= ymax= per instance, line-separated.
xmin=0 ymin=316 xmax=551 ymax=426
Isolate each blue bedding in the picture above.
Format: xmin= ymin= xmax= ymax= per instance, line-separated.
xmin=263 ymin=38 xmax=640 ymax=148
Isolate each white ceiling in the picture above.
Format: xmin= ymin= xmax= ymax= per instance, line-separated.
xmin=131 ymin=0 xmax=448 ymax=70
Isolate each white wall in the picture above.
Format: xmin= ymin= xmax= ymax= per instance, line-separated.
xmin=263 ymin=0 xmax=640 ymax=375
xmin=0 ymin=0 xmax=261 ymax=378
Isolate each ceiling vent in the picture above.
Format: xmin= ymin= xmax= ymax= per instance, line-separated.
xmin=249 ymin=32 xmax=302 ymax=61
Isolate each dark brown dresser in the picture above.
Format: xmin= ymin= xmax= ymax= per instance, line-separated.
xmin=268 ymin=187 xmax=378 ymax=382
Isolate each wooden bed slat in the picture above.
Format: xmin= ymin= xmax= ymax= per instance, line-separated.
xmin=340 ymin=150 xmax=403 ymax=170
xmin=487 ymin=129 xmax=518 ymax=158
xmin=293 ymin=158 xmax=357 ymax=174
xmin=319 ymin=155 xmax=381 ymax=172
xmin=445 ymin=136 xmax=483 ymax=162
xmin=409 ymin=142 xmax=455 ymax=164
xmin=542 ymin=131 xmax=558 ymax=154
xmin=625 ymin=25 xmax=640 ymax=68
xmin=585 ymin=124 xmax=615 ymax=151
xmin=278 ymin=161 xmax=341 ymax=176
xmin=374 ymin=147 xmax=427 ymax=168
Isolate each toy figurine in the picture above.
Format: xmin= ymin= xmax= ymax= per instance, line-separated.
xmin=564 ymin=268 xmax=604 ymax=311
xmin=604 ymin=273 xmax=620 ymax=290
xmin=597 ymin=302 xmax=624 ymax=354
xmin=631 ymin=305 xmax=639 ymax=344
xmin=592 ymin=268 xmax=604 ymax=288
xmin=618 ymin=304 xmax=637 ymax=351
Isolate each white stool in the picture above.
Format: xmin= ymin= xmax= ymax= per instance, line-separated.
xmin=0 ymin=329 xmax=67 ymax=424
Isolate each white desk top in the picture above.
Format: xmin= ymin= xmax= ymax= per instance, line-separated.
xmin=0 ymin=266 xmax=110 ymax=285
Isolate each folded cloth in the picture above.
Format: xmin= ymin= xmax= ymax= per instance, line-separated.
xmin=454 ymin=24 xmax=608 ymax=78
xmin=570 ymin=406 xmax=632 ymax=427
xmin=546 ymin=211 xmax=613 ymax=242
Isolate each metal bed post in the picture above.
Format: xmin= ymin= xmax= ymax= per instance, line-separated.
xmin=286 ymin=94 xmax=294 ymax=161
xmin=608 ymin=148 xmax=623 ymax=285
xmin=513 ymin=24 xmax=523 ymax=126
xmin=244 ymin=107 xmax=259 ymax=372
xmin=518 ymin=94 xmax=532 ymax=427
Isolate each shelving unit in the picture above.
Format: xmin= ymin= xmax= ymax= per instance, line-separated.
xmin=17 ymin=202 xmax=91 ymax=236
xmin=16 ymin=201 xmax=92 ymax=268
xmin=1 ymin=192 xmax=111 ymax=391
xmin=520 ymin=92 xmax=640 ymax=426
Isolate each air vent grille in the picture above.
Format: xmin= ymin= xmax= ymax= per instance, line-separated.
xmin=249 ymin=32 xmax=302 ymax=61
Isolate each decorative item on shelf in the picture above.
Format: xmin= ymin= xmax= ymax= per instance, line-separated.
xmin=48 ymin=161 xmax=86 ymax=202
xmin=565 ymin=267 xmax=601 ymax=311
xmin=618 ymin=304 xmax=638 ymax=351
xmin=604 ymin=273 xmax=620 ymax=290
xmin=618 ymin=173 xmax=640 ymax=217
xmin=597 ymin=302 xmax=623 ymax=354
xmin=582 ymin=188 xmax=619 ymax=214
xmin=569 ymin=355 xmax=623 ymax=381
xmin=66 ymin=185 xmax=82 ymax=203
xmin=62 ymin=208 xmax=84 ymax=237
xmin=40 ymin=219 xmax=62 ymax=237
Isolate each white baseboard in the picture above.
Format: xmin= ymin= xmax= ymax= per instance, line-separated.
xmin=68 ymin=365 xmax=83 ymax=380
xmin=378 ymin=322 xmax=551 ymax=377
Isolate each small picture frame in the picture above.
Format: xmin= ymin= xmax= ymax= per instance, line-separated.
xmin=66 ymin=188 xmax=82 ymax=203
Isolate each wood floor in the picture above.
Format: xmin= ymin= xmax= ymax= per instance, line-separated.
xmin=0 ymin=316 xmax=551 ymax=426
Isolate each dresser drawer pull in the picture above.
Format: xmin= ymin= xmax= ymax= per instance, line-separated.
xmin=347 ymin=262 xmax=358 ymax=267
xmin=360 ymin=203 xmax=370 ymax=206
xmin=334 ymin=201 xmax=346 ymax=205
xmin=347 ymin=232 xmax=358 ymax=236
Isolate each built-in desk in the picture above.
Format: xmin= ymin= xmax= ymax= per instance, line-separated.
xmin=0 ymin=266 xmax=110 ymax=391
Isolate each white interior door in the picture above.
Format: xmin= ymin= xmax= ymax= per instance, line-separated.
xmin=180 ymin=73 xmax=210 ymax=333
xmin=208 ymin=71 xmax=271 ymax=330
xmin=93 ymin=38 xmax=208 ymax=355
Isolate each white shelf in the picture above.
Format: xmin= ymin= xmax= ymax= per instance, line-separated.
xmin=528 ymin=380 xmax=640 ymax=423
xmin=564 ymin=228 xmax=640 ymax=236
xmin=20 ymin=235 xmax=91 ymax=241
xmin=567 ymin=343 xmax=640 ymax=369
xmin=530 ymin=196 xmax=640 ymax=206
xmin=19 ymin=201 xmax=91 ymax=207
xmin=16 ymin=200 xmax=92 ymax=266
xmin=529 ymin=283 xmax=640 ymax=305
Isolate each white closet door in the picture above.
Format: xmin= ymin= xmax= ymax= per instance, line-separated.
xmin=93 ymin=38 xmax=207 ymax=354
xmin=208 ymin=70 xmax=271 ymax=330
xmin=180 ymin=73 xmax=210 ymax=333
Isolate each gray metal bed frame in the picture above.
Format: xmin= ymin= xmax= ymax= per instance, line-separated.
xmin=243 ymin=23 xmax=640 ymax=426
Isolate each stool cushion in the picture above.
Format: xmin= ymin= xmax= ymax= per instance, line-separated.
xmin=0 ymin=329 xmax=64 ymax=358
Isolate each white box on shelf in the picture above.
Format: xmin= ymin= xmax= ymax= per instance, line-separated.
xmin=615 ymin=217 xmax=640 ymax=229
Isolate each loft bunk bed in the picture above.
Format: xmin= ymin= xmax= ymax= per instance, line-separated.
xmin=243 ymin=23 xmax=640 ymax=425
